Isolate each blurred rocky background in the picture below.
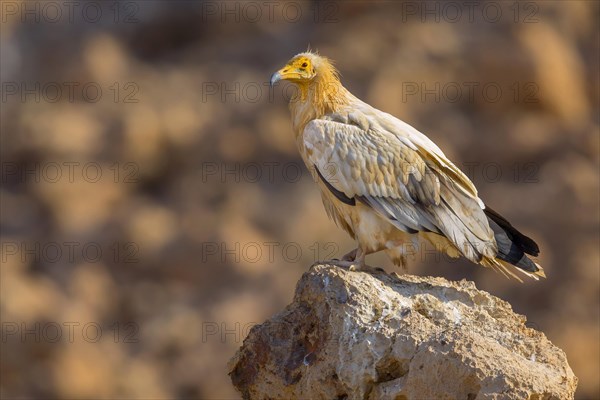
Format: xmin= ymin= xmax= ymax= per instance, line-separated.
xmin=0 ymin=1 xmax=598 ymax=399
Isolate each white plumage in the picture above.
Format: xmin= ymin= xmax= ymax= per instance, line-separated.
xmin=271 ymin=51 xmax=544 ymax=281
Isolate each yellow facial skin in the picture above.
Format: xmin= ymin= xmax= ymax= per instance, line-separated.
xmin=270 ymin=56 xmax=317 ymax=86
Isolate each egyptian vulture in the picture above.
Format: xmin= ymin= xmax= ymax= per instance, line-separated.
xmin=270 ymin=51 xmax=544 ymax=281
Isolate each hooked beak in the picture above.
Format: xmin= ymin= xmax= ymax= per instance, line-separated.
xmin=270 ymin=71 xmax=282 ymax=87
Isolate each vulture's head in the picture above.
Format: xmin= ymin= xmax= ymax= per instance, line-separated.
xmin=270 ymin=52 xmax=338 ymax=87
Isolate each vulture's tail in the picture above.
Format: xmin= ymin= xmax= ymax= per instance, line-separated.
xmin=483 ymin=205 xmax=546 ymax=281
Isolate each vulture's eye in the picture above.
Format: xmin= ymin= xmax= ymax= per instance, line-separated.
xmin=301 ymin=62 xmax=308 ymax=68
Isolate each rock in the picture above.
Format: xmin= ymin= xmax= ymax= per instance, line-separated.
xmin=228 ymin=264 xmax=577 ymax=399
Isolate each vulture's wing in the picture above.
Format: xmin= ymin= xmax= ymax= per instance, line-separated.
xmin=303 ymin=115 xmax=497 ymax=263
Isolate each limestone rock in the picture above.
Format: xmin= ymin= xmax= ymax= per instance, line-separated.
xmin=229 ymin=264 xmax=577 ymax=399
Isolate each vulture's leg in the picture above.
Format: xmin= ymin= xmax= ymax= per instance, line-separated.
xmin=319 ymin=247 xmax=385 ymax=274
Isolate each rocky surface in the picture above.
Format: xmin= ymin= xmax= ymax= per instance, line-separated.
xmin=229 ymin=264 xmax=577 ymax=399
